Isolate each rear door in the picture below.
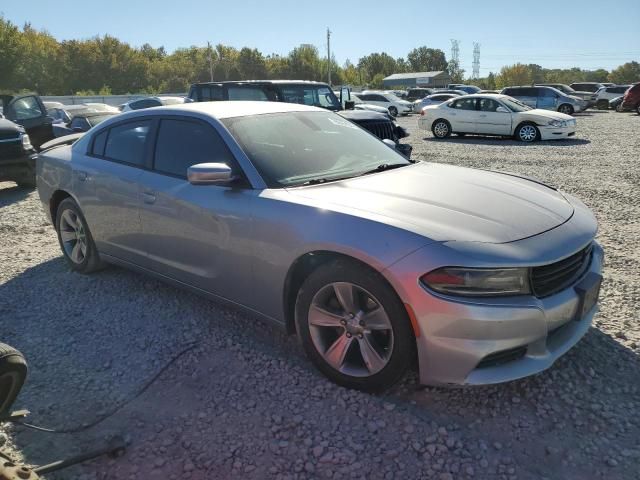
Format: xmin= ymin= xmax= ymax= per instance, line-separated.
xmin=536 ymin=88 xmax=558 ymax=110
xmin=5 ymin=95 xmax=54 ymax=149
xmin=447 ymin=97 xmax=478 ymax=133
xmin=136 ymin=116 xmax=254 ymax=302
xmin=76 ymin=118 xmax=153 ymax=264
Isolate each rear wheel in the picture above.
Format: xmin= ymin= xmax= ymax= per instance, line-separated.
xmin=516 ymin=123 xmax=540 ymax=142
xmin=295 ymin=260 xmax=414 ymax=392
xmin=431 ymin=119 xmax=451 ymax=139
xmin=558 ymin=104 xmax=574 ymax=115
xmin=55 ymin=198 xmax=104 ymax=273
xmin=388 ymin=106 xmax=398 ymax=117
xmin=597 ymin=100 xmax=609 ymax=110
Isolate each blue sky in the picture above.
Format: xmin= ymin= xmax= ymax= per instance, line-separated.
xmin=2 ymin=0 xmax=639 ymax=75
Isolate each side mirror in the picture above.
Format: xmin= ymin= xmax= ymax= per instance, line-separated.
xmin=496 ymin=106 xmax=509 ymax=113
xmin=344 ymin=100 xmax=355 ymax=110
xmin=187 ymin=163 xmax=236 ymax=185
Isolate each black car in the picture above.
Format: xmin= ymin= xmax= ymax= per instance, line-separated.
xmin=189 ymin=80 xmax=411 ymax=158
xmin=405 ymin=88 xmax=434 ymax=102
xmin=53 ymin=111 xmax=118 ymax=138
xmin=0 ymin=94 xmax=54 ymax=150
xmin=0 ymin=118 xmax=38 ymax=187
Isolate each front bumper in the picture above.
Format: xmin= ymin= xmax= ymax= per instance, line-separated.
xmin=0 ymin=151 xmax=37 ymax=181
xmin=539 ymin=124 xmax=576 ymax=140
xmin=383 ymin=200 xmax=602 ymax=386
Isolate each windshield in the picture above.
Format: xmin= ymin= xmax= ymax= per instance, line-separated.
xmin=222 ymin=112 xmax=410 ymax=187
xmin=385 ymin=93 xmax=403 ymax=102
xmin=88 ymin=114 xmax=114 ymax=127
xmin=350 ymin=94 xmax=363 ymax=104
xmin=501 ymin=97 xmax=533 ymax=112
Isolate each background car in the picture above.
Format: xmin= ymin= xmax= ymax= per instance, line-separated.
xmin=419 ymin=94 xmax=577 ymax=142
xmin=349 ymin=93 xmax=392 ymax=115
xmin=446 ymin=84 xmax=481 ymax=94
xmin=0 ymin=117 xmax=37 ymax=187
xmin=609 ymin=95 xmax=625 ymax=112
xmin=36 ymin=100 xmax=602 ymax=391
xmin=535 ymin=83 xmax=596 ymax=108
xmin=0 ymin=93 xmax=54 ymax=149
xmin=405 ymin=88 xmax=434 ymax=102
xmin=594 ymin=85 xmax=630 ymax=109
xmin=621 ymin=83 xmax=640 ymax=114
xmin=569 ymin=82 xmax=605 ymax=93
xmin=52 ymin=111 xmax=118 ymax=137
xmin=120 ymin=96 xmax=187 ymax=112
xmin=359 ymin=91 xmax=413 ymax=117
xmin=501 ymin=86 xmax=584 ymax=115
xmin=432 ymin=88 xmax=468 ymax=96
xmin=413 ymin=93 xmax=460 ymax=113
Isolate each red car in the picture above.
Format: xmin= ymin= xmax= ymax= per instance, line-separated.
xmin=621 ymin=83 xmax=640 ymax=114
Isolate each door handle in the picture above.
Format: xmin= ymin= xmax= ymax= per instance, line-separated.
xmin=479 ymin=114 xmax=487 ymax=117
xmin=76 ymin=171 xmax=88 ymax=181
xmin=142 ymin=191 xmax=156 ymax=204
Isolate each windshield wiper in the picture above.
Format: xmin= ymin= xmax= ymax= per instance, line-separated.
xmin=360 ymin=163 xmax=410 ymax=176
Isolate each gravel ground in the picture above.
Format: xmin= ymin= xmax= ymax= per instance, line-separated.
xmin=0 ymin=110 xmax=639 ymax=480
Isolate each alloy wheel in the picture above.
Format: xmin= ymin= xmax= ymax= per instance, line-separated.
xmin=433 ymin=121 xmax=449 ymax=138
xmin=518 ymin=125 xmax=538 ymax=142
xmin=308 ymin=282 xmax=394 ymax=377
xmin=59 ymin=209 xmax=87 ymax=264
xmin=559 ymin=104 xmax=573 ymax=115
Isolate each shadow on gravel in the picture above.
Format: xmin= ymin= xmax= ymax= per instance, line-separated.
xmin=0 ymin=184 xmax=33 ymax=208
xmin=422 ymin=136 xmax=591 ymax=147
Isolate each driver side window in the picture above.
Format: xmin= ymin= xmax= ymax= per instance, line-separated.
xmin=10 ymin=96 xmax=44 ymax=120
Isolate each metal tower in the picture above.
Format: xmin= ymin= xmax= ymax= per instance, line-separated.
xmin=472 ymin=42 xmax=480 ymax=80
xmin=450 ymin=39 xmax=460 ymax=65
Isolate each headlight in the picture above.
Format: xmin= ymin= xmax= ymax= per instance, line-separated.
xmin=421 ymin=267 xmax=531 ymax=296
xmin=21 ymin=134 xmax=32 ymax=149
xmin=548 ymin=120 xmax=566 ymax=128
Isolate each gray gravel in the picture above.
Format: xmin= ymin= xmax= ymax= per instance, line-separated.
xmin=1 ymin=110 xmax=639 ymax=480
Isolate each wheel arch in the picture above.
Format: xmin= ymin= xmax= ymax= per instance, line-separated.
xmin=282 ymin=250 xmax=408 ymax=336
xmin=49 ymin=189 xmax=74 ymax=222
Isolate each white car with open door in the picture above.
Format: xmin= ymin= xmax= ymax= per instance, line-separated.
xmin=419 ymin=94 xmax=577 ymax=142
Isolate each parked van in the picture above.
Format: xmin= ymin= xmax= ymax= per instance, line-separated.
xmin=501 ymin=86 xmax=585 ymax=115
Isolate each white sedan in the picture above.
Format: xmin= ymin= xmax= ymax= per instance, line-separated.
xmin=419 ymin=94 xmax=577 ymax=142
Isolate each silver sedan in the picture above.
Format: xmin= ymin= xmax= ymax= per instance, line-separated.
xmin=37 ymin=101 xmax=603 ymax=391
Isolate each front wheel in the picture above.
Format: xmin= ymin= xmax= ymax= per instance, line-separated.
xmin=0 ymin=343 xmax=27 ymax=416
xmin=55 ymin=197 xmax=105 ymax=273
xmin=431 ymin=119 xmax=451 ymax=139
xmin=558 ymin=104 xmax=574 ymax=115
xmin=516 ymin=123 xmax=540 ymax=142
xmin=597 ymin=100 xmax=609 ymax=110
xmin=388 ymin=106 xmax=398 ymax=117
xmin=295 ymin=261 xmax=415 ymax=392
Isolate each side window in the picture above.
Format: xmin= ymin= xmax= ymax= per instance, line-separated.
xmin=71 ymin=117 xmax=90 ymax=130
xmin=372 ymin=95 xmax=388 ymax=102
xmin=502 ymin=88 xmax=515 ymax=96
xmin=452 ymin=98 xmax=476 ymax=110
xmin=10 ymin=96 xmax=44 ymax=120
xmin=200 ymin=86 xmax=224 ymax=101
xmin=103 ymin=120 xmax=151 ymax=166
xmin=92 ymin=129 xmax=108 ymax=156
xmin=359 ymin=94 xmax=372 ymax=101
xmin=154 ymin=119 xmax=236 ymax=178
xmin=478 ymin=98 xmax=499 ymax=112
xmin=227 ymin=87 xmax=268 ymax=101
xmin=540 ymin=88 xmax=556 ymax=98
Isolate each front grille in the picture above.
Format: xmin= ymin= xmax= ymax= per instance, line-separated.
xmin=358 ymin=120 xmax=395 ymax=141
xmin=531 ymin=244 xmax=593 ymax=298
xmin=476 ymin=346 xmax=527 ymax=369
xmin=0 ymin=140 xmax=23 ymax=161
xmin=0 ymin=131 xmax=20 ymax=141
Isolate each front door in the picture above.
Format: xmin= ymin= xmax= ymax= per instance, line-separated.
xmin=137 ymin=117 xmax=254 ymax=303
xmin=74 ymin=118 xmax=153 ymax=264
xmin=537 ymin=88 xmax=558 ymax=110
xmin=475 ymin=98 xmax=512 ymax=135
xmin=5 ymin=95 xmax=53 ymax=149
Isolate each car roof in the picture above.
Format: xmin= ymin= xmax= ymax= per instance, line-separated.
xmin=125 ymin=100 xmax=325 ymax=119
xmin=193 ymin=80 xmax=330 ymax=86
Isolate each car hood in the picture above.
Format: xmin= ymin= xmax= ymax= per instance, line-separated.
xmin=286 ymin=162 xmax=574 ymax=243
xmin=521 ymin=109 xmax=574 ymax=122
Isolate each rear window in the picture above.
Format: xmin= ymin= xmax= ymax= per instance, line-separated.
xmin=228 ymin=87 xmax=269 ymax=101
xmin=103 ymin=120 xmax=151 ymax=166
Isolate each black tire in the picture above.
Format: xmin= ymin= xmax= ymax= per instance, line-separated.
xmin=597 ymin=100 xmax=609 ymax=110
xmin=515 ymin=122 xmax=540 ymax=142
xmin=558 ymin=103 xmax=574 ymax=115
xmin=637 ymin=105 xmax=640 ymax=115
xmin=388 ymin=106 xmax=398 ymax=117
xmin=616 ymin=103 xmax=624 ymax=112
xmin=295 ymin=260 xmax=415 ymax=392
xmin=55 ymin=197 xmax=105 ymax=273
xmin=431 ymin=119 xmax=452 ymax=139
xmin=0 ymin=343 xmax=27 ymax=416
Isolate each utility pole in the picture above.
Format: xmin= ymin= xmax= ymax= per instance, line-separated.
xmin=472 ymin=42 xmax=481 ymax=80
xmin=207 ymin=41 xmax=213 ymax=82
xmin=327 ymin=28 xmax=332 ymax=86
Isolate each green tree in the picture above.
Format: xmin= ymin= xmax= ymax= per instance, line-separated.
xmin=406 ymin=46 xmax=447 ymax=72
xmin=357 ymin=53 xmax=397 ymax=82
xmin=608 ymin=62 xmax=640 ymax=84
xmin=447 ymin=59 xmax=465 ymax=83
xmin=0 ymin=16 xmax=22 ymax=91
xmin=496 ymin=63 xmax=532 ymax=88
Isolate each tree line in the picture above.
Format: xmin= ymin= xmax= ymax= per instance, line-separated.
xmin=1 ymin=16 xmax=638 ymax=96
